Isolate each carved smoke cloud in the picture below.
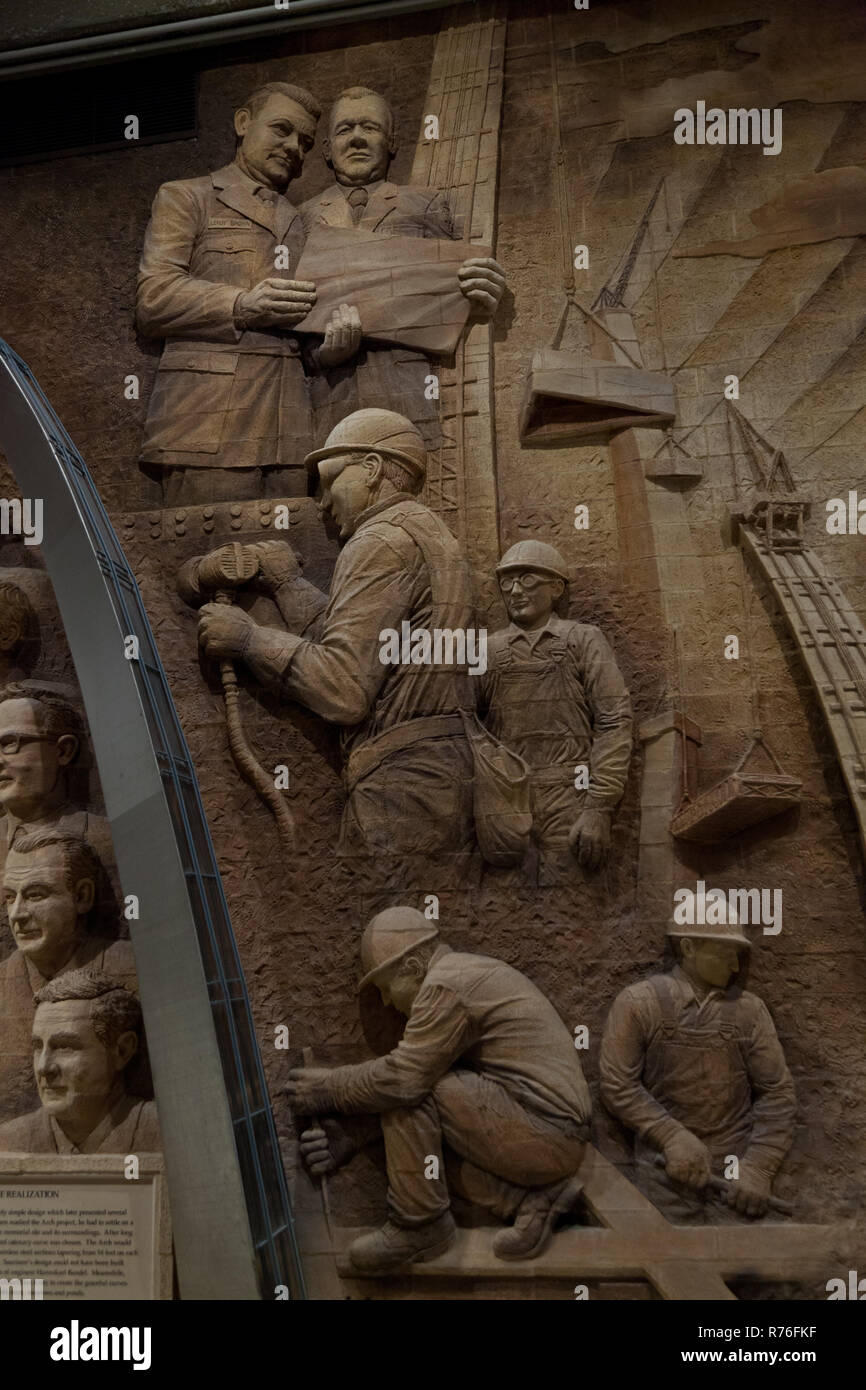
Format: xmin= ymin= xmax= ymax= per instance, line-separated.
xmin=559 ymin=2 xmax=864 ymax=142
xmin=677 ymin=168 xmax=866 ymax=259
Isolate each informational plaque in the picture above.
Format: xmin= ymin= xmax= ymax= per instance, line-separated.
xmin=294 ymin=231 xmax=492 ymax=355
xmin=0 ymin=1155 xmax=172 ymax=1300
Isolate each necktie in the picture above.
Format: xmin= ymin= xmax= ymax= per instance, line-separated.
xmin=347 ymin=186 xmax=369 ymax=224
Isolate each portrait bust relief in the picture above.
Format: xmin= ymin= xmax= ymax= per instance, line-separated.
xmin=0 ymin=970 xmax=159 ymax=1156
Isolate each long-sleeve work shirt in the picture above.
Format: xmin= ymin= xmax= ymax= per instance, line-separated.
xmin=248 ymin=496 xmax=473 ymax=757
xmin=322 ymin=945 xmax=591 ymax=1133
xmin=600 ymin=967 xmax=796 ymax=1174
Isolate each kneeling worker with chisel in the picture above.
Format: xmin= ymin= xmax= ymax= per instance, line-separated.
xmin=600 ymin=913 xmax=796 ymax=1224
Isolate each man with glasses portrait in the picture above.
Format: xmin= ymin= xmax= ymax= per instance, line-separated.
xmin=0 ymin=683 xmax=113 ymax=881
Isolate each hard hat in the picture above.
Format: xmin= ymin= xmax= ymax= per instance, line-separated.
xmin=304 ymin=408 xmax=427 ymax=483
xmin=496 ymin=540 xmax=569 ymax=583
xmin=358 ymin=906 xmax=439 ymax=991
xmin=666 ymin=910 xmax=750 ymax=950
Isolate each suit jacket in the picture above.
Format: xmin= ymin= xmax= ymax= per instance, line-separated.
xmin=299 ymin=180 xmax=457 ymax=449
xmin=0 ymin=1094 xmax=161 ymax=1155
xmin=300 ymin=179 xmax=456 ymax=239
xmin=136 ymin=161 xmax=309 ymax=466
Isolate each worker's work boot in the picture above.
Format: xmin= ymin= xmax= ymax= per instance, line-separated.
xmin=347 ymin=1212 xmax=456 ymax=1273
xmin=493 ymin=1173 xmax=584 ymax=1260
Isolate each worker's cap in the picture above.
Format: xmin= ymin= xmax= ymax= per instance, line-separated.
xmin=496 ymin=540 xmax=569 ymax=583
xmin=358 ymin=906 xmax=439 ymax=992
xmin=304 ymin=408 xmax=427 ymax=484
xmin=666 ymin=901 xmax=750 ymax=950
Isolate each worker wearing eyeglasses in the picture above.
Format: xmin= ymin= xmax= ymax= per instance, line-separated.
xmin=478 ymin=542 xmax=632 ymax=879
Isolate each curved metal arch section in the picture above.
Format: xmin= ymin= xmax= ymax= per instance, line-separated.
xmin=0 ymin=339 xmax=306 ymax=1301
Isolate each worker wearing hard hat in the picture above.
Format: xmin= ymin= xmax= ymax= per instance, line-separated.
xmin=198 ymin=408 xmax=475 ymax=869
xmin=478 ymin=540 xmax=632 ymax=879
xmin=287 ymin=905 xmax=590 ymax=1273
xmin=599 ymin=913 xmax=796 ymax=1223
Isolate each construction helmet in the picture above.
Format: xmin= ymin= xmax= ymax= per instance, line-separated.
xmin=304 ymin=408 xmax=427 ymax=484
xmin=666 ymin=904 xmax=750 ymax=950
xmin=496 ymin=540 xmax=569 ymax=583
xmin=358 ymin=906 xmax=439 ymax=992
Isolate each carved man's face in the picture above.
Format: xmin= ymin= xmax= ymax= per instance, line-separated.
xmin=3 ymin=845 xmax=92 ymax=974
xmin=499 ymin=571 xmax=564 ymax=630
xmin=317 ymin=454 xmax=379 ymax=540
xmin=0 ymin=699 xmax=76 ymax=817
xmin=32 ymin=999 xmax=136 ymax=1129
xmin=682 ymin=937 xmax=741 ymax=989
xmin=378 ymin=963 xmax=422 ymax=1016
xmin=326 ymin=94 xmax=394 ymax=186
xmin=234 ymin=93 xmax=317 ymax=191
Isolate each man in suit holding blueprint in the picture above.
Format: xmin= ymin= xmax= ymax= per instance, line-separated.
xmin=300 ymin=86 xmax=506 ymax=449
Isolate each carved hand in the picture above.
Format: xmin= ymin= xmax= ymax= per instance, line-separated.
xmin=457 ymin=256 xmax=506 ymax=317
xmin=298 ymin=1120 xmax=356 ymax=1176
xmin=286 ymin=1066 xmax=334 ymax=1113
xmin=198 ymin=602 xmax=256 ymax=660
xmin=567 ymin=808 xmax=612 ymax=871
xmin=662 ymin=1130 xmax=712 ymax=1190
xmin=235 ymin=277 xmax=317 ymax=330
xmin=248 ymin=539 xmax=302 ymax=593
xmin=722 ymin=1162 xmax=772 ymax=1219
xmin=317 ymin=303 xmax=362 ymax=368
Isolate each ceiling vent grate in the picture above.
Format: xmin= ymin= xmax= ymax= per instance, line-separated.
xmin=0 ymin=59 xmax=197 ymax=166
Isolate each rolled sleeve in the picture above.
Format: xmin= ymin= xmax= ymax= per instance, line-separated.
xmin=277 ymin=530 xmax=417 ymax=725
xmin=272 ymin=578 xmax=330 ymax=637
xmin=323 ymin=985 xmax=470 ymax=1113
